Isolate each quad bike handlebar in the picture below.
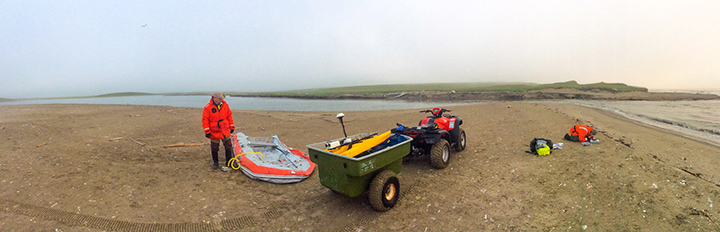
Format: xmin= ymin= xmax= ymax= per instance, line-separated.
xmin=420 ymin=108 xmax=451 ymax=117
xmin=419 ymin=108 xmax=451 ymax=112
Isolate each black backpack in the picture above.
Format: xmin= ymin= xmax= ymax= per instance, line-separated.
xmin=530 ymin=138 xmax=553 ymax=155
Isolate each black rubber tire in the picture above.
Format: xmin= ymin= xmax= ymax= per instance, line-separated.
xmin=369 ymin=170 xmax=400 ymax=212
xmin=430 ymin=139 xmax=450 ymax=169
xmin=455 ymin=128 xmax=466 ymax=151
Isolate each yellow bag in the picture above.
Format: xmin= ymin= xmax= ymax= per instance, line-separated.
xmin=536 ymin=144 xmax=551 ymax=156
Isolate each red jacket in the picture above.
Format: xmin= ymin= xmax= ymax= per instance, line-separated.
xmin=202 ymin=98 xmax=235 ymax=140
xmin=569 ymin=124 xmax=594 ymax=142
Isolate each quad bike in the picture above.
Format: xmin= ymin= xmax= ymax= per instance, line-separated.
xmin=393 ymin=107 xmax=466 ymax=169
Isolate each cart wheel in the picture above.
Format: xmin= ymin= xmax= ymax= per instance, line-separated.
xmin=455 ymin=129 xmax=466 ymax=151
xmin=430 ymin=139 xmax=450 ymax=169
xmin=369 ymin=170 xmax=400 ymax=212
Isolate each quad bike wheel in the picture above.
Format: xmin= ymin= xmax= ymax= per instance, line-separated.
xmin=455 ymin=128 xmax=466 ymax=151
xmin=369 ymin=170 xmax=400 ymax=212
xmin=430 ymin=139 xmax=450 ymax=169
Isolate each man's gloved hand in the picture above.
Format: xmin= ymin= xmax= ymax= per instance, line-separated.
xmin=205 ymin=133 xmax=211 ymax=138
xmin=231 ymin=129 xmax=234 ymax=134
xmin=581 ymin=141 xmax=591 ymax=146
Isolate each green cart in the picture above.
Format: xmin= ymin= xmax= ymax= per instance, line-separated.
xmin=307 ymin=133 xmax=413 ymax=211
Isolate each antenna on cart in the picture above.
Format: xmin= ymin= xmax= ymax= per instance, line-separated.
xmin=336 ymin=113 xmax=347 ymax=138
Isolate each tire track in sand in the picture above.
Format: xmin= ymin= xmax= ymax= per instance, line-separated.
xmin=0 ymin=198 xmax=274 ymax=231
xmin=336 ymin=178 xmax=428 ymax=232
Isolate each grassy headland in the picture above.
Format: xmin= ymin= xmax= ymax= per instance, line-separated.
xmin=91 ymin=92 xmax=156 ymax=98
xmin=237 ymin=81 xmax=647 ymax=97
xmin=232 ymin=81 xmax=719 ymax=101
xmin=5 ymin=82 xmax=714 ymax=102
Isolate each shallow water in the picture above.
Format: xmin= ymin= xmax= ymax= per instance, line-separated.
xmin=0 ymin=95 xmax=466 ymax=111
xmin=3 ymin=95 xmax=718 ymax=146
xmin=571 ymin=100 xmax=720 ymax=147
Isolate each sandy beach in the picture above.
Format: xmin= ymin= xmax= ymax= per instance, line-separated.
xmin=2 ymin=102 xmax=720 ymax=231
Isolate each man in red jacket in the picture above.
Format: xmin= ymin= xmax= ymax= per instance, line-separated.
xmin=202 ymin=91 xmax=235 ymax=171
xmin=564 ymin=124 xmax=599 ymax=146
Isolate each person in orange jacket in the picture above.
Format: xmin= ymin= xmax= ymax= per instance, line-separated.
xmin=202 ymin=91 xmax=235 ymax=171
xmin=564 ymin=124 xmax=599 ymax=146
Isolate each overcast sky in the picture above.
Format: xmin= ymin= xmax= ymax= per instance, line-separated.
xmin=2 ymin=1 xmax=719 ymax=98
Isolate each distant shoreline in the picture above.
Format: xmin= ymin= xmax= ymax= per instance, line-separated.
xmin=237 ymin=90 xmax=720 ymax=102
xmin=4 ymin=90 xmax=719 ymax=102
xmin=4 ymin=81 xmax=720 ymax=102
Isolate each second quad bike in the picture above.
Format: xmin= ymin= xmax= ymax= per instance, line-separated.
xmin=393 ymin=107 xmax=466 ymax=169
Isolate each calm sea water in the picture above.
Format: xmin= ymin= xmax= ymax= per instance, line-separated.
xmin=3 ymin=94 xmax=718 ymax=146
xmin=0 ymin=95 xmax=466 ymax=111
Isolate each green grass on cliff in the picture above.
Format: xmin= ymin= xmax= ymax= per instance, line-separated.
xmin=91 ymin=92 xmax=156 ymax=98
xmin=239 ymin=81 xmax=647 ymax=97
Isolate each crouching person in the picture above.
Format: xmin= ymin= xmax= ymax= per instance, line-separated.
xmin=202 ymin=91 xmax=235 ymax=171
xmin=564 ymin=124 xmax=599 ymax=146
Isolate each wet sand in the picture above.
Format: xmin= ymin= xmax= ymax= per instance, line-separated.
xmin=1 ymin=103 xmax=719 ymax=231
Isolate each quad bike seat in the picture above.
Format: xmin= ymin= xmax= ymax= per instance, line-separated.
xmin=419 ymin=122 xmax=439 ymax=130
